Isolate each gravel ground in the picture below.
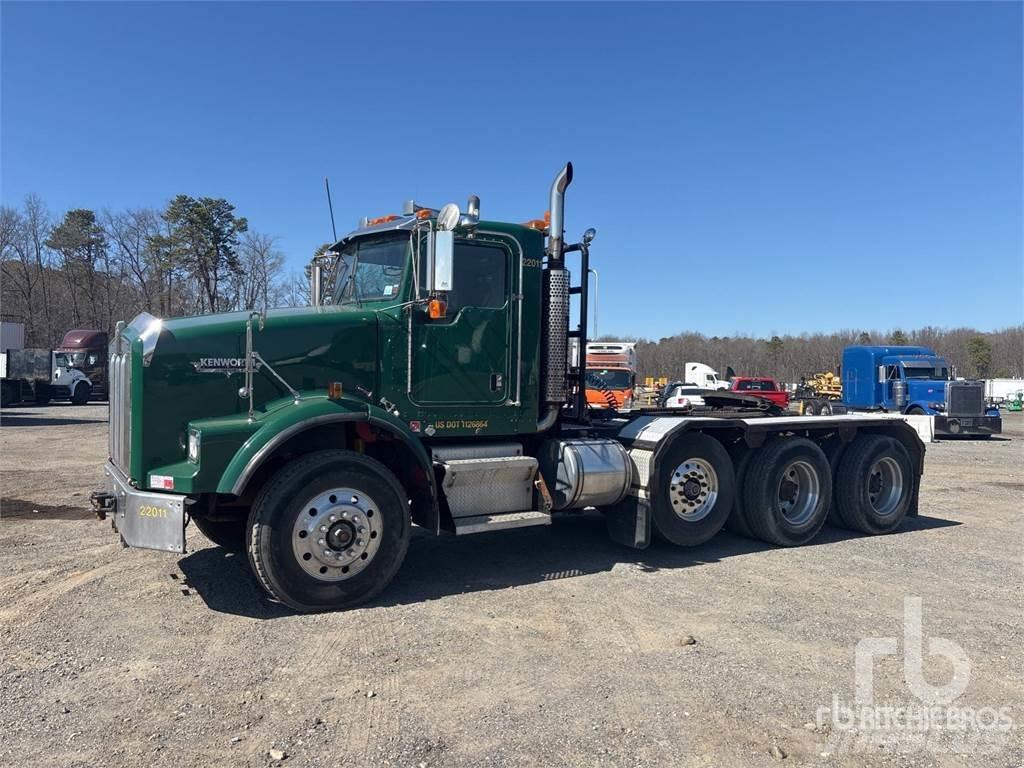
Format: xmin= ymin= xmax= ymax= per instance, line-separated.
xmin=1 ymin=404 xmax=1021 ymax=768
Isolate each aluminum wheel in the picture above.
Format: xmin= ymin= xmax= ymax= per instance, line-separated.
xmin=670 ymin=458 xmax=719 ymax=522
xmin=776 ymin=459 xmax=821 ymax=526
xmin=292 ymin=487 xmax=383 ymax=581
xmin=867 ymin=457 xmax=904 ymax=519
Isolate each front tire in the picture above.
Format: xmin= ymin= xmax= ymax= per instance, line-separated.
xmin=71 ymin=381 xmax=91 ymax=405
xmin=247 ymin=450 xmax=410 ymax=612
xmin=833 ymin=435 xmax=913 ymax=534
xmin=652 ymin=433 xmax=735 ymax=546
xmin=743 ymin=438 xmax=831 ymax=546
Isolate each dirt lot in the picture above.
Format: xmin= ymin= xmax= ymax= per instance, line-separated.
xmin=1 ymin=405 xmax=1021 ymax=768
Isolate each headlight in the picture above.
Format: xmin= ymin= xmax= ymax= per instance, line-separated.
xmin=187 ymin=429 xmax=201 ymax=464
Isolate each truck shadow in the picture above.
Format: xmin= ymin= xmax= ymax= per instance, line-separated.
xmin=0 ymin=411 xmax=107 ymax=427
xmin=1 ymin=498 xmax=95 ymax=520
xmin=177 ymin=512 xmax=960 ymax=620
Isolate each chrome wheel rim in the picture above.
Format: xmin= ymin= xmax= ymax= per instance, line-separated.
xmin=670 ymin=458 xmax=718 ymax=522
xmin=868 ymin=457 xmax=904 ymax=518
xmin=292 ymin=488 xmax=382 ymax=581
xmin=777 ymin=459 xmax=821 ymax=526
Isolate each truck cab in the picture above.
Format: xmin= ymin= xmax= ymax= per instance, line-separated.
xmin=684 ymin=362 xmax=730 ymax=390
xmin=585 ymin=342 xmax=637 ymax=410
xmin=53 ymin=329 xmax=108 ymax=403
xmin=841 ymin=345 xmax=1001 ymax=436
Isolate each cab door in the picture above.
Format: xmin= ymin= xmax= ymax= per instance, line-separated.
xmin=410 ymin=236 xmax=512 ymax=405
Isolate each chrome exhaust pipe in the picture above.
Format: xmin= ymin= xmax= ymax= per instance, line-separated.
xmin=539 ymin=163 xmax=574 ymax=428
xmin=546 ymin=163 xmax=573 ymax=264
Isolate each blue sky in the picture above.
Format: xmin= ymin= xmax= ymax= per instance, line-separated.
xmin=2 ymin=2 xmax=1021 ymax=339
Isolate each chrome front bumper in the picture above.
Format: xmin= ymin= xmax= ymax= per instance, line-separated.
xmin=92 ymin=461 xmax=187 ymax=554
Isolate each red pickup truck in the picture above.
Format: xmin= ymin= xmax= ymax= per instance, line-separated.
xmin=730 ymin=377 xmax=790 ymax=409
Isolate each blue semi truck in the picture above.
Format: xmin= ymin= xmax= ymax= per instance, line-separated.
xmin=841 ymin=345 xmax=1001 ymax=437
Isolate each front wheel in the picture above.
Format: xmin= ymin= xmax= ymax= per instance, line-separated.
xmin=71 ymin=381 xmax=91 ymax=405
xmin=652 ymin=433 xmax=735 ymax=546
xmin=247 ymin=450 xmax=410 ymax=612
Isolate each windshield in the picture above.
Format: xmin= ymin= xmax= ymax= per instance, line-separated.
xmin=331 ymin=236 xmax=410 ymax=305
xmin=902 ymin=364 xmax=950 ymax=380
xmin=55 ymin=352 xmax=86 ymax=368
xmin=587 ymin=368 xmax=633 ymax=390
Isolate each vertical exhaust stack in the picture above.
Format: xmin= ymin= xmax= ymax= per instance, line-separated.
xmin=540 ymin=163 xmax=573 ymax=428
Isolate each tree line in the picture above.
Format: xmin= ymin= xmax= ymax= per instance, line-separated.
xmin=627 ymin=325 xmax=1024 ymax=385
xmin=3 ymin=192 xmax=1020 ymax=383
xmin=1 ymin=194 xmax=307 ymax=347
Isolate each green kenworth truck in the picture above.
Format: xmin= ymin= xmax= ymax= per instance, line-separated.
xmin=92 ymin=164 xmax=926 ymax=612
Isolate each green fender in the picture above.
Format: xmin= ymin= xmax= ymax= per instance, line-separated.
xmin=218 ymin=395 xmax=434 ymax=499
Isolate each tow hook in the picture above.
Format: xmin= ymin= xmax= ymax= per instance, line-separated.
xmin=90 ymin=491 xmax=115 ymax=520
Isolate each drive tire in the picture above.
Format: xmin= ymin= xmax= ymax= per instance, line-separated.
xmin=247 ymin=450 xmax=410 ymax=613
xmin=724 ymin=450 xmax=754 ymax=538
xmin=818 ymin=400 xmax=833 ymax=416
xmin=192 ymin=515 xmax=247 ymax=551
xmin=652 ymin=433 xmax=735 ymax=547
xmin=743 ymin=438 xmax=831 ymax=547
xmin=833 ymin=435 xmax=913 ymax=534
xmin=71 ymin=381 xmax=91 ymax=405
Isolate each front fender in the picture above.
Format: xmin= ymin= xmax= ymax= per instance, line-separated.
xmin=219 ymin=395 xmax=432 ymax=497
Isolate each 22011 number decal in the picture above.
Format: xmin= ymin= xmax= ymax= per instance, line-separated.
xmin=138 ymin=505 xmax=169 ymax=518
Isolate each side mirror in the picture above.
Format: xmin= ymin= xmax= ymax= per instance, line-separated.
xmin=431 ymin=230 xmax=454 ymax=292
xmin=878 ymin=365 xmax=887 ymax=383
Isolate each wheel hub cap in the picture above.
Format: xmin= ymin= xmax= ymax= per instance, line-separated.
xmin=867 ymin=457 xmax=904 ymax=518
xmin=670 ymin=459 xmax=718 ymax=522
xmin=292 ymin=488 xmax=383 ymax=582
xmin=776 ymin=460 xmax=820 ymax=526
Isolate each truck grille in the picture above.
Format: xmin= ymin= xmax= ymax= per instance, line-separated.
xmin=946 ymin=381 xmax=984 ymax=417
xmin=108 ymin=346 xmax=132 ymax=475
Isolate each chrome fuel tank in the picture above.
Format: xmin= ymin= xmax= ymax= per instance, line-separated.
xmin=538 ymin=438 xmax=631 ymax=511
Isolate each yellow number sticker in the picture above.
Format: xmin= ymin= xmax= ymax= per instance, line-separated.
xmin=138 ymin=505 xmax=168 ymax=518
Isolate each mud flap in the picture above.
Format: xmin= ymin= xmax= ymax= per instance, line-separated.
xmin=605 ymin=492 xmax=651 ymax=549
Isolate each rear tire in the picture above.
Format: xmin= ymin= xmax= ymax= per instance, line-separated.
xmin=652 ymin=433 xmax=735 ymax=546
xmin=192 ymin=515 xmax=246 ymax=551
xmin=71 ymin=381 xmax=91 ymax=405
xmin=743 ymin=438 xmax=831 ymax=546
xmin=834 ymin=435 xmax=913 ymax=534
xmin=818 ymin=400 xmax=833 ymax=416
xmin=247 ymin=450 xmax=410 ymax=612
xmin=724 ymin=450 xmax=755 ymax=538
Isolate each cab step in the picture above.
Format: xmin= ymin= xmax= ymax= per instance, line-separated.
xmin=453 ymin=510 xmax=552 ymax=535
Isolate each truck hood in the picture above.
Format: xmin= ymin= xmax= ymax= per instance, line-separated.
xmin=129 ymin=305 xmax=381 ymax=473
xmin=905 ymin=378 xmax=948 ymax=403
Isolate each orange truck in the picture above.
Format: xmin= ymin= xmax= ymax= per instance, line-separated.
xmin=584 ymin=342 xmax=637 ymax=409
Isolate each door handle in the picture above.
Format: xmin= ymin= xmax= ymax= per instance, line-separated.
xmin=490 ymin=373 xmax=503 ymax=392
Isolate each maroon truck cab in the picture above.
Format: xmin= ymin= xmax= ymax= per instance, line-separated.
xmin=56 ymin=329 xmax=108 ymax=400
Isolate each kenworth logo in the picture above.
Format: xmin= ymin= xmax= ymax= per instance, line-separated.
xmin=192 ymin=357 xmax=258 ymax=373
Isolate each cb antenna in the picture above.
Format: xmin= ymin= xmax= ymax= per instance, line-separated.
xmin=324 ymin=176 xmax=337 ymax=242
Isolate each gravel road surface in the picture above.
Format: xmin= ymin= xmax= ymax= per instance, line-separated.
xmin=1 ymin=405 xmax=1021 ymax=767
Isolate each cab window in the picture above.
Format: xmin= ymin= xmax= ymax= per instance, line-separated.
xmin=424 ymin=242 xmax=507 ymax=317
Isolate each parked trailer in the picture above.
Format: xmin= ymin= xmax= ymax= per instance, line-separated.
xmin=92 ymin=164 xmax=926 ymax=612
